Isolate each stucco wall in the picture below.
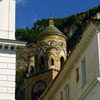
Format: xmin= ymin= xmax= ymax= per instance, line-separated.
xmin=97 ymin=33 xmax=100 ymax=76
xmin=55 ymin=31 xmax=100 ymax=100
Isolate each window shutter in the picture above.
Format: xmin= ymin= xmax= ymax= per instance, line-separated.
xmin=81 ymin=57 xmax=86 ymax=85
xmin=66 ymin=84 xmax=70 ymax=100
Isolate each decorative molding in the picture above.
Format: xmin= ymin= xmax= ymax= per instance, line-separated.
xmin=0 ymin=40 xmax=26 ymax=51
xmin=38 ymin=40 xmax=66 ymax=56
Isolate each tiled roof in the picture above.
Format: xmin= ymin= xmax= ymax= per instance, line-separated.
xmin=36 ymin=25 xmax=66 ymax=40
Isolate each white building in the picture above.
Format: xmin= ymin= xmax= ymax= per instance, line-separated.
xmin=39 ymin=14 xmax=100 ymax=100
xmin=0 ymin=0 xmax=26 ymax=100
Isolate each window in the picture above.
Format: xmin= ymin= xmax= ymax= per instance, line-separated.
xmin=30 ymin=66 xmax=34 ymax=74
xmin=76 ymin=67 xmax=79 ymax=83
xmin=51 ymin=58 xmax=54 ymax=65
xmin=61 ymin=91 xmax=63 ymax=100
xmin=40 ymin=56 xmax=45 ymax=68
xmin=60 ymin=57 xmax=64 ymax=68
xmin=81 ymin=57 xmax=86 ymax=86
xmin=65 ymin=84 xmax=70 ymax=100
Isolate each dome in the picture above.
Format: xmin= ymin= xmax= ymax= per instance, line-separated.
xmin=36 ymin=17 xmax=67 ymax=40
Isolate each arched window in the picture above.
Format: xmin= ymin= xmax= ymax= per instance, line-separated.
xmin=40 ymin=56 xmax=45 ymax=68
xmin=51 ymin=58 xmax=54 ymax=65
xmin=60 ymin=57 xmax=64 ymax=68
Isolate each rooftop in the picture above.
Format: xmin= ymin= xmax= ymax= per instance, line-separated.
xmin=36 ymin=17 xmax=66 ymax=40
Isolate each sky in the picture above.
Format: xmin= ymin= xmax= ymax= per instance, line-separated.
xmin=16 ymin=0 xmax=100 ymax=29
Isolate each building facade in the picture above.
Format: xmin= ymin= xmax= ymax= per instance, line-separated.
xmin=0 ymin=0 xmax=26 ymax=100
xmin=39 ymin=13 xmax=100 ymax=100
xmin=25 ymin=18 xmax=67 ymax=100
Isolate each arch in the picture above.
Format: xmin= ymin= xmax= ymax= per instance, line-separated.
xmin=48 ymin=54 xmax=56 ymax=68
xmin=60 ymin=57 xmax=64 ymax=68
xmin=38 ymin=44 xmax=45 ymax=53
xmin=31 ymin=80 xmax=46 ymax=100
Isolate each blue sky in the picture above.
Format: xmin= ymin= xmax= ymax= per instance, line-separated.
xmin=16 ymin=0 xmax=100 ymax=29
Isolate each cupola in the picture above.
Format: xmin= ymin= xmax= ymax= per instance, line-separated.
xmin=36 ymin=17 xmax=67 ymax=72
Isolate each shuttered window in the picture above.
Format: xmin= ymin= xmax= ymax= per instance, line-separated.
xmin=81 ymin=57 xmax=86 ymax=86
xmin=61 ymin=91 xmax=63 ymax=100
xmin=66 ymin=84 xmax=70 ymax=100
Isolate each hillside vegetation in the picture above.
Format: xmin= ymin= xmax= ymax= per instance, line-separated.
xmin=16 ymin=5 xmax=100 ymax=100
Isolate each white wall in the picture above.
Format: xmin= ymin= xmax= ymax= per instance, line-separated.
xmin=0 ymin=50 xmax=16 ymax=100
xmin=97 ymin=33 xmax=100 ymax=76
xmin=55 ymin=31 xmax=100 ymax=100
xmin=0 ymin=0 xmax=15 ymax=40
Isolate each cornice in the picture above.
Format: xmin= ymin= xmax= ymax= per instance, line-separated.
xmin=40 ymin=22 xmax=97 ymax=100
xmin=0 ymin=39 xmax=26 ymax=51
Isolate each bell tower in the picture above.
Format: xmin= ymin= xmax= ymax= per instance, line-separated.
xmin=26 ymin=17 xmax=67 ymax=100
xmin=36 ymin=17 xmax=67 ymax=72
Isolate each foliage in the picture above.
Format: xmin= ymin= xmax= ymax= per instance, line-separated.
xmin=16 ymin=70 xmax=27 ymax=100
xmin=16 ymin=5 xmax=100 ymax=42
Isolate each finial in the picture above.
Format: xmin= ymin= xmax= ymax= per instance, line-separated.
xmin=49 ymin=13 xmax=54 ymax=26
